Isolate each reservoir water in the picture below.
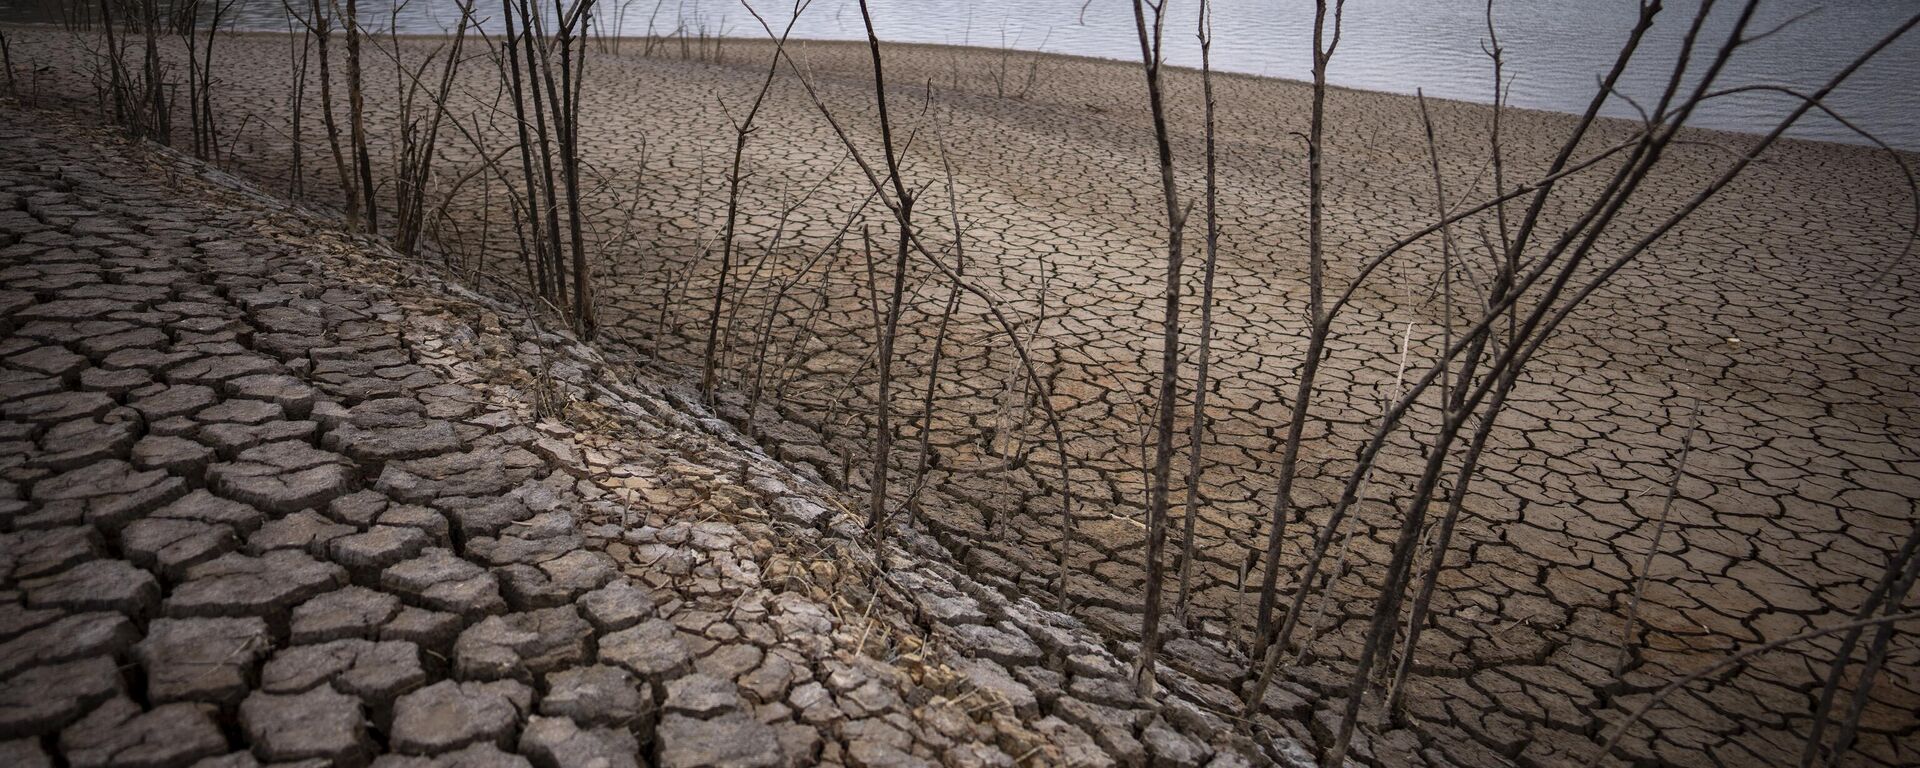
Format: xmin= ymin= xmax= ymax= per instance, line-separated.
xmin=5 ymin=0 xmax=1917 ymax=149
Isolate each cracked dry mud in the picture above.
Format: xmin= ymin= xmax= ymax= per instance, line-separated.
xmin=1 ymin=26 xmax=1917 ymax=768
xmin=0 ymin=109 xmax=1260 ymax=767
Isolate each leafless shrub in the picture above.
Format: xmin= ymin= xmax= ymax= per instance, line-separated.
xmin=1799 ymin=522 xmax=1920 ymax=767
xmin=1590 ymin=610 xmax=1920 ymax=768
xmin=702 ymin=0 xmax=812 ymax=402
xmin=496 ymin=0 xmax=598 ymax=336
xmin=169 ymin=0 xmax=239 ymax=159
xmin=382 ymin=1 xmax=477 ymax=256
xmin=1 ymin=30 xmax=18 ymax=97
xmin=767 ymin=22 xmax=1076 ymax=605
xmin=1172 ymin=0 xmax=1224 ymax=627
xmin=91 ymin=0 xmax=171 ymax=143
xmin=1240 ymin=5 xmax=1920 ymax=764
xmin=1126 ymin=0 xmax=1190 ymax=697
xmin=344 ymin=0 xmax=377 ymax=232
xmin=1249 ymin=0 xmax=1344 ymax=663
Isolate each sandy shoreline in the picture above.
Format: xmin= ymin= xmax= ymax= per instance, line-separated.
xmin=3 ymin=23 xmax=1916 ymax=767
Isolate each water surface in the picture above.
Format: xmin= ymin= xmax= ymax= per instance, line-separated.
xmin=8 ymin=0 xmax=1917 ymax=149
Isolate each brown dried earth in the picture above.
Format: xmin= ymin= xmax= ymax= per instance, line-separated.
xmin=2 ymin=25 xmax=1919 ymax=767
xmin=0 ymin=105 xmax=1272 ymax=767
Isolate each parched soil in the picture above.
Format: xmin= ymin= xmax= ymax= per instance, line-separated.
xmin=4 ymin=25 xmax=1917 ymax=767
xmin=0 ymin=104 xmax=1264 ymax=768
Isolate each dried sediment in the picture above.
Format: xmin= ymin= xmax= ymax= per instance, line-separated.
xmin=0 ymin=107 xmax=1270 ymax=767
xmin=1 ymin=24 xmax=1916 ymax=767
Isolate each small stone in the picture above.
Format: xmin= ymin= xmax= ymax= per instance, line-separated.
xmin=17 ymin=298 xmax=125 ymax=322
xmin=842 ymin=717 xmax=912 ymax=752
xmin=0 ymin=371 xmax=62 ymax=403
xmin=1013 ymin=667 xmax=1064 ymax=708
xmin=1064 ymin=653 xmax=1128 ymax=681
xmin=1161 ymin=637 xmax=1241 ymax=685
xmin=188 ymin=751 xmax=262 ymax=768
xmin=774 ymin=723 xmax=824 ymax=767
xmin=913 ymin=590 xmax=988 ymax=626
xmin=78 ymin=367 xmax=151 ymax=395
xmin=498 ymin=551 xmax=618 ymax=610
xmin=846 ymin=679 xmax=907 ymax=720
xmin=789 ymin=682 xmax=842 ymax=727
xmin=377 ymin=504 xmax=451 ymax=544
xmin=196 ymin=396 xmax=284 ymax=427
xmin=101 ymin=347 xmax=194 ymax=371
xmin=768 ymin=595 xmax=833 ymax=640
xmin=165 ymin=354 xmax=279 ymax=385
xmin=1067 ymin=675 xmax=1141 ymax=709
xmin=377 ymin=451 xmax=535 ymax=505
xmin=199 ymin=420 xmax=318 ymax=459
xmin=8 ymin=344 xmax=83 ymax=378
xmin=434 ymin=496 xmax=536 ymax=541
xmin=771 ymin=497 xmax=830 ymax=527
xmin=239 ymin=686 xmax=370 ymax=764
xmin=326 ymin=413 xmax=463 ymax=462
xmin=325 ymin=490 xmax=390 ymax=527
